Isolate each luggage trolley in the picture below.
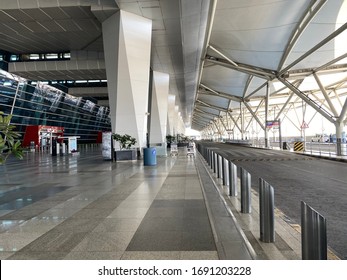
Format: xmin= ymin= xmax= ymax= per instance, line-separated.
xmin=186 ymin=142 xmax=195 ymax=157
xmin=170 ymin=144 xmax=178 ymax=157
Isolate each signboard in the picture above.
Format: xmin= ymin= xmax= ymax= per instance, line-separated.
xmin=301 ymin=121 xmax=309 ymax=129
xmin=102 ymin=132 xmax=113 ymax=160
xmin=68 ymin=137 xmax=78 ymax=153
xmin=266 ymin=120 xmax=280 ymax=129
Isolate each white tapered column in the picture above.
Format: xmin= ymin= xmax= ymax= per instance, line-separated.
xmin=167 ymin=94 xmax=176 ymax=136
xmin=149 ymin=71 xmax=169 ymax=150
xmin=102 ymin=10 xmax=152 ymax=149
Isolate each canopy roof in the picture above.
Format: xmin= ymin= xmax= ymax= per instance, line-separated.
xmin=193 ymin=0 xmax=347 ymax=131
xmin=0 ymin=0 xmax=346 ymax=132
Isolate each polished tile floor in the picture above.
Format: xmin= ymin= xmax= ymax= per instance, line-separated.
xmin=0 ymin=148 xmax=222 ymax=260
xmin=0 ymin=147 xmax=305 ymax=260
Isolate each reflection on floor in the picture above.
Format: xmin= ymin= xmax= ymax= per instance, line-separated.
xmin=1 ymin=147 xmax=301 ymax=260
xmin=0 ymin=149 xmax=221 ymax=260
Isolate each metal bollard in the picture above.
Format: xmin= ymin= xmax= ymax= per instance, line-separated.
xmin=222 ymin=158 xmax=228 ymax=186
xmin=301 ymin=201 xmax=327 ymax=260
xmin=213 ymin=152 xmax=217 ymax=174
xmin=240 ymin=167 xmax=251 ymax=213
xmin=228 ymin=160 xmax=238 ymax=196
xmin=259 ymin=178 xmax=275 ymax=243
xmin=218 ymin=154 xmax=223 ymax=179
xmin=217 ymin=154 xmax=221 ymax=178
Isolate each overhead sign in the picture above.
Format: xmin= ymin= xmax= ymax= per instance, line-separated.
xmin=266 ymin=120 xmax=280 ymax=129
xmin=301 ymin=121 xmax=309 ymax=129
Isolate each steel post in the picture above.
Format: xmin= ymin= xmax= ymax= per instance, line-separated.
xmin=213 ymin=152 xmax=217 ymax=174
xmin=222 ymin=158 xmax=228 ymax=186
xmin=228 ymin=160 xmax=238 ymax=196
xmin=259 ymin=178 xmax=275 ymax=243
xmin=301 ymin=201 xmax=327 ymax=260
xmin=240 ymin=167 xmax=251 ymax=213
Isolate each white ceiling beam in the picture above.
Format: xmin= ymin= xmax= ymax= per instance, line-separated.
xmin=204 ymin=57 xmax=274 ymax=80
xmin=244 ymin=100 xmax=265 ymax=131
xmin=313 ymin=72 xmax=338 ymax=117
xmin=278 ymin=77 xmax=336 ymax=124
xmin=280 ymin=20 xmax=347 ymax=74
xmin=208 ymin=45 xmax=238 ymax=67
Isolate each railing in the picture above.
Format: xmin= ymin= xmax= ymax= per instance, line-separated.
xmin=196 ymin=143 xmax=329 ymax=259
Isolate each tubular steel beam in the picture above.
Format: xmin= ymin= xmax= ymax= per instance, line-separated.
xmin=280 ymin=20 xmax=347 ymax=74
xmin=227 ymin=111 xmax=242 ymax=133
xmin=278 ymin=77 xmax=336 ymax=124
xmin=204 ymin=57 xmax=274 ymax=80
xmin=244 ymin=101 xmax=265 ymax=131
xmin=313 ymin=72 xmax=338 ymax=117
xmin=245 ymin=81 xmax=268 ymax=100
xmin=208 ymin=45 xmax=238 ymax=67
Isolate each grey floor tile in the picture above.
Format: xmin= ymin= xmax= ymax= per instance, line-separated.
xmin=7 ymin=251 xmax=68 ymax=260
xmin=65 ymin=251 xmax=123 ymax=260
xmin=121 ymin=251 xmax=180 ymax=260
xmin=0 ymin=252 xmax=15 ymax=260
xmin=183 ymin=207 xmax=209 ymax=218
xmin=139 ymin=217 xmax=184 ymax=231
xmin=181 ymin=231 xmax=216 ymax=251
xmin=5 ymin=218 xmax=64 ymax=234
xmin=72 ymin=231 xmax=134 ymax=252
xmin=1 ymin=208 xmax=47 ymax=220
xmin=182 ymin=217 xmax=211 ymax=232
xmin=180 ymin=251 xmax=219 ymax=260
xmin=219 ymin=241 xmax=253 ymax=260
xmin=0 ymin=232 xmax=42 ymax=251
xmin=107 ymin=207 xmax=149 ymax=219
xmin=126 ymin=230 xmax=182 ymax=251
xmin=0 ymin=220 xmax=25 ymax=233
xmin=93 ymin=218 xmax=142 ymax=232
xmin=20 ymin=230 xmax=88 ymax=252
xmin=71 ymin=208 xmax=114 ymax=219
xmin=55 ymin=218 xmax=101 ymax=233
xmin=145 ymin=207 xmax=183 ymax=218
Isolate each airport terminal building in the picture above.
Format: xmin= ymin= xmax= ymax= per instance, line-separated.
xmin=0 ymin=0 xmax=347 ymax=261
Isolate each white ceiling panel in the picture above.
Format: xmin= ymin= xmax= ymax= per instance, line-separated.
xmin=202 ymin=65 xmax=249 ymax=97
xmin=198 ymin=94 xmax=229 ymax=109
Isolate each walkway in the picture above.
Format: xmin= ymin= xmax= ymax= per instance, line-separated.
xmin=0 ymin=147 xmax=306 ymax=260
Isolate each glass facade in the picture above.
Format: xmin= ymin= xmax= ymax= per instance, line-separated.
xmin=0 ymin=69 xmax=111 ymax=144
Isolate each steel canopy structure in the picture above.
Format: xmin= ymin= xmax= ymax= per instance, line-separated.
xmin=194 ymin=0 xmax=347 ymax=155
xmin=0 ymin=0 xmax=347 ymax=153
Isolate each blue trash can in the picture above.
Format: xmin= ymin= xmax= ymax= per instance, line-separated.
xmin=144 ymin=147 xmax=157 ymax=166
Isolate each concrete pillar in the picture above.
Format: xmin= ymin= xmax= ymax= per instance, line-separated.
xmin=102 ymin=10 xmax=152 ymax=149
xmin=149 ymin=71 xmax=169 ymax=155
xmin=167 ymin=94 xmax=176 ymax=136
xmin=265 ymin=83 xmax=270 ymax=148
xmin=335 ymin=121 xmax=344 ymax=156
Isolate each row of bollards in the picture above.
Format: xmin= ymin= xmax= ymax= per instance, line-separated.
xmin=203 ymin=147 xmax=273 ymax=237
xmin=196 ymin=143 xmax=327 ymax=260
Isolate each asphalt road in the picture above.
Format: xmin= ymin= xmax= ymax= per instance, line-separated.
xmin=198 ymin=142 xmax=347 ymax=260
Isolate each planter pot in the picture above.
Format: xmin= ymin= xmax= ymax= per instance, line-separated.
xmin=114 ymin=150 xmax=137 ymax=161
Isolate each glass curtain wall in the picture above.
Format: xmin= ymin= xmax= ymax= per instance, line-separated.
xmin=0 ymin=69 xmax=111 ymax=144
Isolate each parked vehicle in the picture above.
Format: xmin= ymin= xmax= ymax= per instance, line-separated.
xmin=311 ymin=134 xmax=329 ymax=142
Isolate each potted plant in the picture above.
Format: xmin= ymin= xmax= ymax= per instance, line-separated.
xmin=0 ymin=111 xmax=24 ymax=164
xmin=112 ymin=133 xmax=137 ymax=161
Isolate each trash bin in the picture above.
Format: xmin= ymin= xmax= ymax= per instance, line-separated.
xmin=283 ymin=142 xmax=287 ymax=150
xmin=144 ymin=147 xmax=157 ymax=166
xmin=51 ymin=138 xmax=57 ymax=156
